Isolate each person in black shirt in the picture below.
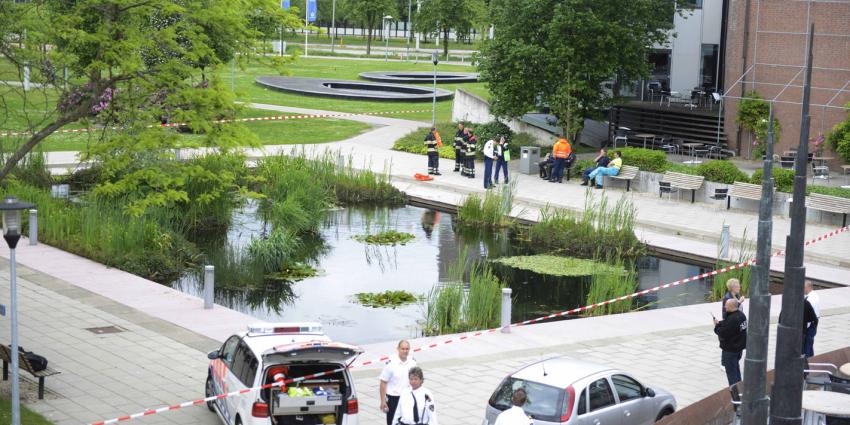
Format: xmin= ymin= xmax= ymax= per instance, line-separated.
xmin=424 ymin=128 xmax=441 ymax=176
xmin=714 ymin=299 xmax=747 ymax=386
xmin=453 ymin=123 xmax=465 ymax=173
xmin=580 ymin=148 xmax=611 ymax=186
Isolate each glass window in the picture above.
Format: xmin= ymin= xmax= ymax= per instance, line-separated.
xmin=488 ymin=377 xmax=564 ymax=421
xmin=612 ymin=375 xmax=643 ymax=402
xmin=678 ymin=0 xmax=703 ymax=9
xmin=589 ymin=378 xmax=616 ymax=411
xmin=577 ymin=389 xmax=587 ymax=415
xmin=240 ymin=353 xmax=259 ymax=386
xmin=700 ymin=44 xmax=719 ymax=91
xmin=230 ymin=342 xmax=251 ymax=384
xmin=220 ymin=336 xmax=240 ymax=367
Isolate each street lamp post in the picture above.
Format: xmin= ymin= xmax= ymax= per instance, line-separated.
xmin=406 ymin=0 xmax=412 ymax=60
xmin=1 ymin=196 xmax=35 ymax=425
xmin=383 ymin=15 xmax=393 ymax=61
xmin=331 ymin=0 xmax=337 ymax=53
xmin=431 ymin=50 xmax=438 ymax=126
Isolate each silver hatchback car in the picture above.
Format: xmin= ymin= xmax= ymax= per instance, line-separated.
xmin=483 ymin=357 xmax=676 ymax=425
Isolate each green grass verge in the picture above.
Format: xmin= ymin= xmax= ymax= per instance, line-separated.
xmin=0 ymin=398 xmax=54 ymax=425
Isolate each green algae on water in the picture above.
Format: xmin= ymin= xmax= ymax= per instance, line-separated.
xmin=491 ymin=255 xmax=624 ymax=277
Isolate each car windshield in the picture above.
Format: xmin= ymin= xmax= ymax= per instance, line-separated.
xmin=490 ymin=377 xmax=564 ymax=419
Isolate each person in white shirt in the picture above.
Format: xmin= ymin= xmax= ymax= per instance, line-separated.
xmin=482 ymin=138 xmax=496 ymax=189
xmin=380 ymin=340 xmax=417 ymax=425
xmin=392 ymin=367 xmax=438 ymax=425
xmin=803 ymin=280 xmax=820 ymax=357
xmin=494 ymin=389 xmax=534 ymax=425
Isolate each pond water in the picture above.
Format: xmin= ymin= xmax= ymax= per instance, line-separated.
xmin=172 ymin=203 xmax=715 ymax=345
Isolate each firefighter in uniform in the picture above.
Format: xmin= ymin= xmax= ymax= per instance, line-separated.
xmin=424 ymin=128 xmax=441 ymax=175
xmin=392 ymin=367 xmax=438 ymax=425
xmin=453 ymin=123 xmax=465 ymax=173
xmin=464 ymin=129 xmax=477 ymax=179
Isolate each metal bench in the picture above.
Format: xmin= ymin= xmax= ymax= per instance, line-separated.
xmin=727 ymin=182 xmax=764 ymax=210
xmin=607 ymin=165 xmax=640 ymax=192
xmin=660 ymin=172 xmax=705 ymax=203
xmin=806 ymin=193 xmax=850 ymax=227
xmin=0 ymin=345 xmax=60 ymax=399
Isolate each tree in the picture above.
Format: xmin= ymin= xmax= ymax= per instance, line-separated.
xmin=475 ymin=0 xmax=676 ymax=139
xmin=340 ymin=0 xmax=395 ymax=55
xmin=827 ymin=102 xmax=850 ymax=163
xmin=0 ymin=0 xmax=299 ymax=214
xmin=415 ymin=0 xmax=484 ymax=56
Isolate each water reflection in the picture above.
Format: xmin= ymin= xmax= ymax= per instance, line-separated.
xmin=172 ymin=204 xmax=715 ymax=344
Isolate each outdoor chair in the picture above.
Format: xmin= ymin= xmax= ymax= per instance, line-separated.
xmin=729 ymin=382 xmax=743 ymax=425
xmin=780 ymin=156 xmax=796 ymax=169
xmin=812 ymin=163 xmax=831 ymax=183
xmin=659 ymin=181 xmax=680 ymax=201
xmin=659 ymin=135 xmax=680 ymax=155
xmin=613 ymin=128 xmax=630 ymax=149
xmin=707 ymin=145 xmax=724 ymax=160
xmin=712 ymin=188 xmax=729 ymax=201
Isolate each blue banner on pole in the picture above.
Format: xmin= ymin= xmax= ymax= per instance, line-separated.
xmin=281 ymin=0 xmax=290 ymax=9
xmin=306 ymin=0 xmax=317 ymax=22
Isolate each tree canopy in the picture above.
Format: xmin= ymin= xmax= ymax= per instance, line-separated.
xmin=414 ymin=0 xmax=485 ymax=56
xmin=339 ymin=0 xmax=395 ymax=55
xmin=475 ymin=0 xmax=676 ymax=138
xmin=0 ymin=0 xmax=300 ymax=214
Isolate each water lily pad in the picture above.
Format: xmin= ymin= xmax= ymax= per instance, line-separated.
xmin=491 ymin=255 xmax=624 ymax=277
xmin=353 ymin=230 xmax=415 ymax=246
xmin=267 ymin=262 xmax=318 ymax=281
xmin=353 ymin=290 xmax=420 ymax=308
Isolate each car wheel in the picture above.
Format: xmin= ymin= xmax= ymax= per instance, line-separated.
xmin=205 ymin=376 xmax=216 ymax=412
xmin=655 ymin=406 xmax=675 ymax=422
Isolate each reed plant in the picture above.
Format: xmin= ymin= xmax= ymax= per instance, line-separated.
xmin=456 ymin=182 xmax=515 ymax=228
xmin=711 ymin=228 xmax=754 ymax=301
xmin=526 ymin=192 xmax=643 ymax=260
xmin=424 ymin=253 xmax=505 ymax=335
xmin=584 ymin=255 xmax=638 ymax=316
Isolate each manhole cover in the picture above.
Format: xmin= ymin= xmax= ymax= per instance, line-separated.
xmin=85 ymin=325 xmax=126 ymax=334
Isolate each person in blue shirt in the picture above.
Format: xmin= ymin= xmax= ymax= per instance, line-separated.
xmin=580 ymin=148 xmax=610 ymax=186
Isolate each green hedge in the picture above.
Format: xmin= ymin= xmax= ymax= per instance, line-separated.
xmin=618 ymin=147 xmax=668 ymax=172
xmin=750 ymin=168 xmax=795 ymax=192
xmin=807 ymin=185 xmax=850 ymax=198
xmin=696 ymin=160 xmax=750 ymax=184
xmin=393 ymin=123 xmax=458 ymax=159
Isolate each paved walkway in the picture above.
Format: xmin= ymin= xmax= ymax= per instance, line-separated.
xmin=3 ymin=104 xmax=849 ymax=424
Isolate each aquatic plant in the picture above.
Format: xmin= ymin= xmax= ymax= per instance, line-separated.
xmin=584 ymin=255 xmax=639 ymax=316
xmin=456 ymin=182 xmax=515 ymax=228
xmin=492 ymin=255 xmax=624 ymax=277
xmin=424 ymin=254 xmax=505 ymax=335
xmin=353 ymin=230 xmax=415 ymax=246
xmin=711 ymin=228 xmax=754 ymax=301
xmin=353 ymin=290 xmax=420 ymax=308
xmin=525 ymin=192 xmax=644 ymax=260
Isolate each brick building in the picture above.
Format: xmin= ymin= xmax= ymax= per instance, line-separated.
xmin=722 ymin=0 xmax=850 ymax=158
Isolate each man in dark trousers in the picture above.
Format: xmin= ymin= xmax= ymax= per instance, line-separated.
xmin=465 ymin=129 xmax=477 ymax=179
xmin=424 ymin=127 xmax=441 ymax=175
xmin=714 ymin=298 xmax=747 ymax=386
xmin=453 ymin=123 xmax=465 ymax=173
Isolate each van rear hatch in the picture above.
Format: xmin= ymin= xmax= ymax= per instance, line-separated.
xmin=262 ymin=340 xmax=362 ymax=365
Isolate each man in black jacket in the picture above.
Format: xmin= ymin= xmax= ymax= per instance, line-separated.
xmin=714 ymin=299 xmax=747 ymax=386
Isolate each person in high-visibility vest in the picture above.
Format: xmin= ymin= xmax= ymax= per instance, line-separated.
xmin=453 ymin=123 xmax=465 ymax=173
xmin=424 ymin=127 xmax=441 ymax=175
xmin=550 ymin=134 xmax=572 ymax=183
xmin=464 ymin=129 xmax=477 ymax=179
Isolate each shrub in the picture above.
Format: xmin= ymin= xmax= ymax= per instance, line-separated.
xmin=665 ymin=163 xmax=700 ymax=175
xmin=392 ymin=122 xmax=458 ymax=159
xmin=808 ymin=185 xmax=850 ymax=199
xmin=474 ymin=120 xmax=513 ymax=144
xmin=618 ymin=147 xmax=667 ymax=172
xmin=695 ymin=160 xmax=750 ymax=184
xmin=750 ymin=168 xmax=795 ymax=192
xmin=827 ymin=106 xmax=850 ymax=162
xmin=737 ymin=91 xmax=781 ymax=158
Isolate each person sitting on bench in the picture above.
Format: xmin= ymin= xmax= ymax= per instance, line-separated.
xmin=581 ymin=148 xmax=610 ymax=186
xmin=539 ymin=153 xmax=554 ymax=179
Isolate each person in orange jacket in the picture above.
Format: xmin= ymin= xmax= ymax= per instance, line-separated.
xmin=550 ymin=134 xmax=572 ymax=183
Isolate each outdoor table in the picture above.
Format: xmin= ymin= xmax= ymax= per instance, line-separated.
xmin=635 ymin=133 xmax=656 ymax=149
xmin=682 ymin=143 xmax=704 ymax=165
xmin=802 ymin=390 xmax=850 ymax=424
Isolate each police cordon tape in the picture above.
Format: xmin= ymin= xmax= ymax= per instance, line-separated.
xmin=89 ymin=224 xmax=848 ymax=425
xmin=0 ymin=109 xmax=431 ymax=138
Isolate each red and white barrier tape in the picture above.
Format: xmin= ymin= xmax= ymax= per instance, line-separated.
xmin=89 ymin=224 xmax=848 ymax=424
xmin=0 ymin=109 xmax=430 ymax=138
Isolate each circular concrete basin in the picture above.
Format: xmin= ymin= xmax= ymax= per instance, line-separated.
xmin=255 ymin=76 xmax=454 ymax=102
xmin=359 ymin=71 xmax=479 ymax=84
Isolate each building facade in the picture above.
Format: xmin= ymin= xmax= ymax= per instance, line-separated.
xmin=722 ymin=0 xmax=850 ymax=157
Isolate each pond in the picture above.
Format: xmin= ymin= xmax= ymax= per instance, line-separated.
xmin=172 ymin=203 xmax=715 ymax=345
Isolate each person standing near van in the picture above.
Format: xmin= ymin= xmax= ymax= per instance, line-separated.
xmin=392 ymin=367 xmax=438 ymax=425
xmin=453 ymin=123 xmax=466 ymax=173
xmin=494 ymin=136 xmax=510 ymax=184
xmin=380 ymin=340 xmax=417 ymax=425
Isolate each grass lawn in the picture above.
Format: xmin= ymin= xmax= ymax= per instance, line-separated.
xmin=0 ymin=399 xmax=54 ymax=425
xmin=219 ymin=56 xmax=489 ymax=122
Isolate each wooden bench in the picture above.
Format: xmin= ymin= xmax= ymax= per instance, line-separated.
xmin=806 ymin=193 xmax=850 ymax=227
xmin=727 ymin=182 xmax=763 ymax=210
xmin=607 ymin=165 xmax=640 ymax=192
xmin=660 ymin=172 xmax=705 ymax=203
xmin=0 ymin=345 xmax=60 ymax=399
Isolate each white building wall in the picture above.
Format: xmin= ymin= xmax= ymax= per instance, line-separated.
xmin=670 ymin=9 xmax=703 ymax=93
xmin=702 ymin=0 xmax=723 ymax=45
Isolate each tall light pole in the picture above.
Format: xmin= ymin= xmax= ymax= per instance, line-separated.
xmin=383 ymin=15 xmax=393 ymax=61
xmin=431 ymin=50 xmax=438 ymax=126
xmin=330 ymin=0 xmax=336 ymax=53
xmin=1 ymin=196 xmax=35 ymax=425
xmin=406 ymin=0 xmax=412 ymax=60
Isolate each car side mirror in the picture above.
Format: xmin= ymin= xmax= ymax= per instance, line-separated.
xmin=207 ymin=350 xmax=220 ymax=360
xmin=644 ymin=387 xmax=656 ymax=398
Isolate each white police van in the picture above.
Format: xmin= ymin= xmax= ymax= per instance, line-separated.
xmin=206 ymin=322 xmax=362 ymax=425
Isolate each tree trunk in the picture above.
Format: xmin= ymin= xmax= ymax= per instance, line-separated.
xmin=0 ymin=115 xmax=77 ymax=182
xmin=442 ymin=27 xmax=449 ymax=57
xmin=366 ymin=20 xmax=374 ymax=55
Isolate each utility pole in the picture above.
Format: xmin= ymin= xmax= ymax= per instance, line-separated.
xmin=406 ymin=0 xmax=412 ymax=60
xmin=741 ymin=104 xmax=775 ymax=425
xmin=304 ymin=0 xmax=309 ymax=56
xmin=331 ymin=0 xmax=336 ymax=53
xmin=769 ymin=23 xmax=814 ymax=425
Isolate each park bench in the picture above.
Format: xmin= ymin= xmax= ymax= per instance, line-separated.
xmin=660 ymin=172 xmax=705 ymax=203
xmin=607 ymin=165 xmax=640 ymax=192
xmin=726 ymin=182 xmax=764 ymax=210
xmin=0 ymin=345 xmax=60 ymax=399
xmin=806 ymin=193 xmax=850 ymax=227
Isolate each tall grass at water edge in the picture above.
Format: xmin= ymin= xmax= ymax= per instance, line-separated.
xmin=525 ymin=193 xmax=644 ymax=260
xmin=584 ymin=255 xmax=639 ymax=316
xmin=424 ymin=254 xmax=505 ymax=336
xmin=711 ymin=228 xmax=754 ymax=301
xmin=456 ymin=182 xmax=516 ymax=228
